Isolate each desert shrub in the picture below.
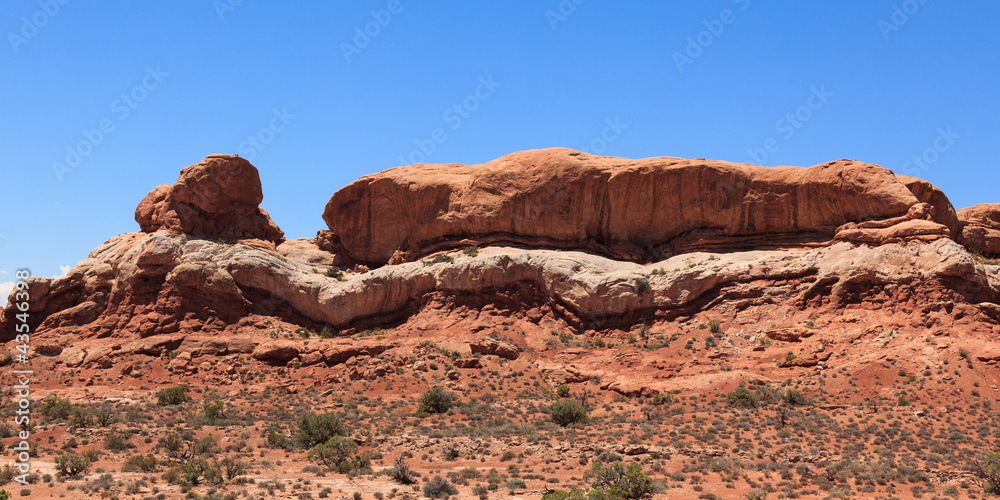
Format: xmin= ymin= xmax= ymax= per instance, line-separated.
xmin=708 ymin=320 xmax=722 ymax=334
xmin=422 ymin=476 xmax=458 ymax=499
xmin=324 ymin=268 xmax=344 ymax=280
xmin=419 ymin=387 xmax=456 ymax=414
xmin=192 ymin=435 xmax=220 ymax=457
xmin=156 ymin=386 xmax=190 ymax=406
xmin=633 ymin=277 xmax=651 ymax=294
xmin=0 ymin=465 xmax=16 ymax=484
xmin=783 ymin=389 xmax=809 ymax=406
xmin=588 ymin=461 xmax=653 ymax=499
xmin=542 ymin=489 xmax=587 ymax=500
xmin=308 ymin=436 xmax=367 ymax=473
xmin=219 ymin=456 xmax=249 ymax=480
xmin=974 ymin=451 xmax=1000 ymax=494
xmin=557 ymin=385 xmax=571 ymax=397
xmin=103 ymin=429 xmax=132 ymax=451
xmin=202 ymin=401 xmax=225 ymax=424
xmin=92 ymin=404 xmax=117 ymax=427
xmin=726 ymin=386 xmax=757 ymax=408
xmin=0 ymin=490 xmax=8 ymax=500
xmin=158 ymin=432 xmax=192 ymax=461
xmin=39 ymin=396 xmax=75 ymax=421
xmin=505 ymin=478 xmax=527 ymax=491
xmin=463 ymin=245 xmax=479 ymax=257
xmin=550 ymin=399 xmax=588 ymax=426
xmin=121 ymin=454 xmax=158 ymax=472
xmin=54 ymin=453 xmax=90 ymax=477
xmin=297 ymin=412 xmax=347 ymax=448
xmin=386 ymin=456 xmax=417 ymax=484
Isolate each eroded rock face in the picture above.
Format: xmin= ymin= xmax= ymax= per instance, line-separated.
xmin=957 ymin=203 xmax=1000 ymax=256
xmin=321 ymin=148 xmax=957 ymax=265
xmin=135 ymin=154 xmax=284 ymax=243
xmin=1 ymin=150 xmax=996 ymax=353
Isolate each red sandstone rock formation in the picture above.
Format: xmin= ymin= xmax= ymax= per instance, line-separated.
xmin=957 ymin=203 xmax=1000 ymax=256
xmin=135 ymin=154 xmax=284 ymax=243
xmin=321 ymin=148 xmax=957 ymax=265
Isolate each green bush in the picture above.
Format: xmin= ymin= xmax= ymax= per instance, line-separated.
xmin=419 ymin=387 xmax=456 ymax=414
xmin=422 ymin=476 xmax=458 ymax=499
xmin=54 ymin=453 xmax=90 ymax=476
xmin=92 ymin=404 xmax=117 ymax=427
xmin=505 ymin=478 xmax=527 ymax=491
xmin=783 ymin=389 xmax=809 ymax=406
xmin=633 ymin=277 xmax=651 ymax=294
xmin=726 ymin=386 xmax=757 ymax=408
xmin=297 ymin=412 xmax=347 ymax=448
xmin=156 ymin=386 xmax=190 ymax=406
xmin=324 ymin=268 xmax=344 ymax=280
xmin=103 ymin=429 xmax=132 ymax=451
xmin=121 ymin=454 xmax=158 ymax=472
xmin=0 ymin=490 xmax=8 ymax=500
xmin=308 ymin=436 xmax=368 ymax=473
xmin=550 ymin=399 xmax=589 ymax=426
xmin=557 ymin=384 xmax=571 ymax=398
xmin=708 ymin=320 xmax=722 ymax=334
xmin=463 ymin=245 xmax=479 ymax=257
xmin=589 ymin=461 xmax=653 ymax=499
xmin=202 ymin=401 xmax=225 ymax=424
xmin=39 ymin=396 xmax=75 ymax=421
xmin=386 ymin=456 xmax=417 ymax=484
xmin=542 ymin=489 xmax=587 ymax=500
xmin=974 ymin=451 xmax=1000 ymax=494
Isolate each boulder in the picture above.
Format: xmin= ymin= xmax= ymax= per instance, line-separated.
xmin=135 ymin=154 xmax=284 ymax=242
xmin=470 ymin=337 xmax=520 ymax=360
xmin=957 ymin=203 xmax=1000 ymax=256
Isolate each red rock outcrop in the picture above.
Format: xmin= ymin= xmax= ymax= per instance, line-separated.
xmin=135 ymin=154 xmax=284 ymax=243
xmin=957 ymin=203 xmax=1000 ymax=256
xmin=321 ymin=148 xmax=956 ymax=265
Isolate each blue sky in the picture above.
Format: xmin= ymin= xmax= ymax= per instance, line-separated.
xmin=2 ymin=1 xmax=998 ymax=302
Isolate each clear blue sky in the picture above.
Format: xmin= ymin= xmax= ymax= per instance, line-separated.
xmin=2 ymin=1 xmax=998 ymax=300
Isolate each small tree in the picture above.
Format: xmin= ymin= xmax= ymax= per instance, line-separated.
xmin=556 ymin=385 xmax=571 ymax=397
xmin=550 ymin=399 xmax=589 ymax=426
xmin=419 ymin=387 xmax=456 ymax=414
